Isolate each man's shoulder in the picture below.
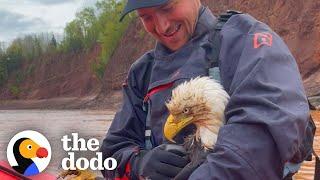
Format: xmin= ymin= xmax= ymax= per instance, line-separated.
xmin=125 ymin=50 xmax=154 ymax=93
xmin=218 ymin=12 xmax=278 ymax=56
xmin=221 ymin=13 xmax=271 ymax=35
xmin=130 ymin=50 xmax=155 ymax=73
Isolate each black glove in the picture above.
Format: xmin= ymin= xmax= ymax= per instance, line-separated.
xmin=135 ymin=144 xmax=189 ymax=180
xmin=174 ymin=149 xmax=209 ymax=180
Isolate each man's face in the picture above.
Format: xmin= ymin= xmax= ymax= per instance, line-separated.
xmin=137 ymin=0 xmax=201 ymax=51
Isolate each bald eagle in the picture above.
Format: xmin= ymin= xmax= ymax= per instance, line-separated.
xmin=164 ymin=76 xmax=229 ymax=159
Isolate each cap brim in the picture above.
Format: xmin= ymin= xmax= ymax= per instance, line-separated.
xmin=120 ymin=0 xmax=169 ymax=21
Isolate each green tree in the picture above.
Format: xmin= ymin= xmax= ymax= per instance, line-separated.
xmin=48 ymin=34 xmax=57 ymax=54
xmin=0 ymin=53 xmax=8 ymax=86
xmin=6 ymin=39 xmax=23 ymax=74
xmin=61 ymin=20 xmax=84 ymax=52
xmin=20 ymin=35 xmax=35 ymax=60
xmin=93 ymin=0 xmax=133 ymax=80
xmin=76 ymin=7 xmax=99 ymax=49
xmin=33 ymin=35 xmax=42 ymax=57
xmin=50 ymin=34 xmax=57 ymax=48
xmin=0 ymin=42 xmax=6 ymax=55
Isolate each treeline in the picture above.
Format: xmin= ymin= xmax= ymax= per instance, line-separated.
xmin=0 ymin=0 xmax=133 ymax=88
xmin=0 ymin=33 xmax=57 ymax=86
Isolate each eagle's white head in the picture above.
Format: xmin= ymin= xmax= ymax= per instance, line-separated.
xmin=164 ymin=76 xmax=230 ymax=149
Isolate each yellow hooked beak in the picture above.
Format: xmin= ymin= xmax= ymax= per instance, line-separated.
xmin=163 ymin=114 xmax=194 ymax=143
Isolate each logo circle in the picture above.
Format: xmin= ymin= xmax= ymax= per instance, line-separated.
xmin=6 ymin=130 xmax=51 ymax=176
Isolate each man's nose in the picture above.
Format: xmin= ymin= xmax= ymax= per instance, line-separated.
xmin=154 ymin=13 xmax=170 ymax=35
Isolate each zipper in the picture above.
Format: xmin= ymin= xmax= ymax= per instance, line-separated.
xmin=142 ymin=81 xmax=175 ymax=150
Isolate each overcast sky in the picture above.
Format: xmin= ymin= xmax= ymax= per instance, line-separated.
xmin=0 ymin=0 xmax=98 ymax=43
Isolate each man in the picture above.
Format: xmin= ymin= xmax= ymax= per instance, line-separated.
xmin=101 ymin=0 xmax=311 ymax=179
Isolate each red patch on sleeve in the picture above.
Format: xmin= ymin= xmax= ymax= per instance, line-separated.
xmin=253 ymin=32 xmax=273 ymax=48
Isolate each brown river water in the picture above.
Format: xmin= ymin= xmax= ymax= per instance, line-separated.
xmin=0 ymin=110 xmax=318 ymax=179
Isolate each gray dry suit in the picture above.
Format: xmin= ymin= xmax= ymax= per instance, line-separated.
xmin=101 ymin=7 xmax=310 ymax=180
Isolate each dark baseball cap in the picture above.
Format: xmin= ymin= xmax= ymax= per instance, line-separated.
xmin=120 ymin=0 xmax=170 ymax=21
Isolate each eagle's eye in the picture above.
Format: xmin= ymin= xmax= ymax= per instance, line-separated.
xmin=183 ymin=107 xmax=190 ymax=114
xmin=27 ymin=145 xmax=32 ymax=150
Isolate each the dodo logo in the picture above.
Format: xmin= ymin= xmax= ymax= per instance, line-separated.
xmin=6 ymin=130 xmax=51 ymax=176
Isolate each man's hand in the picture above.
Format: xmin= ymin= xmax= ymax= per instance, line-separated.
xmin=174 ymin=150 xmax=208 ymax=180
xmin=137 ymin=144 xmax=189 ymax=180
